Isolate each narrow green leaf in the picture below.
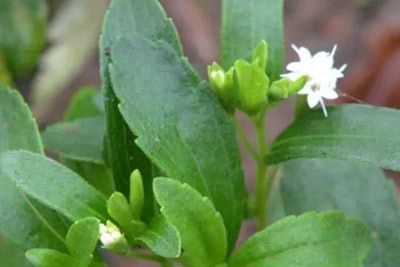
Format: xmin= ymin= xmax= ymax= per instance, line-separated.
xmin=42 ymin=117 xmax=105 ymax=164
xmin=66 ymin=217 xmax=99 ymax=267
xmin=221 ymin=0 xmax=284 ymax=80
xmin=280 ymin=159 xmax=400 ymax=266
xmin=230 ymin=211 xmax=371 ymax=267
xmin=0 ymin=84 xmax=67 ymax=251
xmin=0 ymin=0 xmax=48 ymax=76
xmin=100 ymin=0 xmax=178 ymax=218
xmin=129 ymin=169 xmax=144 ymax=220
xmin=267 ymin=104 xmax=400 ymax=171
xmin=109 ymin=38 xmax=246 ymax=251
xmin=0 ymin=238 xmax=32 ymax=267
xmin=137 ymin=216 xmax=181 ymax=259
xmin=154 ymin=178 xmax=227 ymax=266
xmin=26 ymin=249 xmax=75 ymax=267
xmin=0 ymin=150 xmax=108 ymax=221
xmin=64 ymin=86 xmax=103 ymax=121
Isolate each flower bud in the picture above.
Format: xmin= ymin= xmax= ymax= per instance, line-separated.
xmin=99 ymin=221 xmax=129 ymax=254
xmin=234 ymin=59 xmax=269 ymax=115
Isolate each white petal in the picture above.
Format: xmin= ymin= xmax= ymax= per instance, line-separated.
xmin=287 ymin=62 xmax=304 ymax=72
xmin=307 ymin=93 xmax=320 ymax=108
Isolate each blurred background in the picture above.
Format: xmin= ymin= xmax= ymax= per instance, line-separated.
xmin=1 ymin=0 xmax=399 ymax=265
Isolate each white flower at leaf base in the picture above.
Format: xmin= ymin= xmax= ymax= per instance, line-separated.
xmin=99 ymin=222 xmax=123 ymax=247
xmin=282 ymin=44 xmax=347 ymax=117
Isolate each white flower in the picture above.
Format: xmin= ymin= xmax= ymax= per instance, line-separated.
xmin=99 ymin=223 xmax=123 ymax=247
xmin=282 ymin=44 xmax=347 ymax=117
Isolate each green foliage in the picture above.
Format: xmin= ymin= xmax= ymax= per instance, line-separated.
xmin=229 ymin=211 xmax=371 ymax=267
xmin=0 ymin=0 xmax=48 ymax=76
xmin=129 ymin=169 xmax=145 ymax=221
xmin=63 ymin=87 xmax=103 ymax=121
xmin=100 ymin=0 xmax=161 ymax=216
xmin=0 ymin=84 xmax=67 ymax=251
xmin=267 ymin=104 xmax=400 ymax=171
xmin=137 ymin=216 xmax=181 ymax=258
xmin=42 ymin=117 xmax=105 ymax=164
xmin=66 ymin=217 xmax=100 ymax=267
xmin=109 ymin=38 xmax=246 ymax=251
xmin=0 ymin=150 xmax=108 ymax=221
xmin=26 ymin=249 xmax=75 ymax=267
xmin=221 ymin=0 xmax=284 ymax=80
xmin=0 ymin=238 xmax=32 ymax=267
xmin=280 ymin=159 xmax=400 ymax=266
xmin=154 ymin=178 xmax=227 ymax=266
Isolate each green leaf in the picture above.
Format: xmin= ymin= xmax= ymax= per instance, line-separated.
xmin=26 ymin=249 xmax=75 ymax=267
xmin=266 ymin=104 xmax=400 ymax=171
xmin=229 ymin=211 xmax=371 ymax=267
xmin=221 ymin=0 xmax=284 ymax=80
xmin=42 ymin=117 xmax=105 ymax=164
xmin=130 ymin=169 xmax=144 ymax=221
xmin=0 ymin=150 xmax=108 ymax=222
xmin=0 ymin=0 xmax=48 ymax=76
xmin=109 ymin=38 xmax=246 ymax=251
xmin=62 ymin=160 xmax=114 ymax=196
xmin=0 ymin=84 xmax=67 ymax=251
xmin=0 ymin=238 xmax=32 ymax=267
xmin=66 ymin=217 xmax=99 ymax=267
xmin=107 ymin=192 xmax=132 ymax=229
xmin=100 ymin=0 xmax=177 ymax=219
xmin=137 ymin=216 xmax=181 ymax=259
xmin=64 ymin=86 xmax=103 ymax=121
xmin=154 ymin=178 xmax=227 ymax=266
xmin=280 ymin=159 xmax=400 ymax=266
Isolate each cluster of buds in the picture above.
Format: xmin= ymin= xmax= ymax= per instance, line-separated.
xmin=208 ymin=40 xmax=346 ymax=117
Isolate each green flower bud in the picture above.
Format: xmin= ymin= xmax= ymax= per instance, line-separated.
xmin=268 ymin=76 xmax=308 ymax=104
xmin=208 ymin=62 xmax=237 ymax=113
xmin=234 ymin=59 xmax=270 ymax=115
xmin=252 ymin=40 xmax=268 ymax=72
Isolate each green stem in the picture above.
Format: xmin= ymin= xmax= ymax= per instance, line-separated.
xmin=235 ymin=120 xmax=259 ymax=161
xmin=253 ymin=112 xmax=269 ymax=230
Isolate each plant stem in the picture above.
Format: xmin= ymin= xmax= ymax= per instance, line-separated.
xmin=253 ymin=112 xmax=269 ymax=230
xmin=235 ymin=120 xmax=259 ymax=161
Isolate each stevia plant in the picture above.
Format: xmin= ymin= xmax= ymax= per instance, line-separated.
xmin=1 ymin=0 xmax=400 ymax=266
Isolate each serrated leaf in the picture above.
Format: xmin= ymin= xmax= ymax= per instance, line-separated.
xmin=0 ymin=150 xmax=108 ymax=222
xmin=0 ymin=84 xmax=67 ymax=251
xmin=64 ymin=86 xmax=103 ymax=121
xmin=154 ymin=178 xmax=227 ymax=266
xmin=229 ymin=211 xmax=371 ymax=267
xmin=26 ymin=249 xmax=75 ymax=267
xmin=42 ymin=117 xmax=105 ymax=164
xmin=66 ymin=217 xmax=99 ymax=267
xmin=221 ymin=0 xmax=284 ymax=80
xmin=0 ymin=0 xmax=48 ymax=76
xmin=100 ymin=0 xmax=177 ymax=219
xmin=266 ymin=104 xmax=400 ymax=171
xmin=0 ymin=238 xmax=32 ymax=267
xmin=137 ymin=216 xmax=181 ymax=259
xmin=280 ymin=159 xmax=400 ymax=266
xmin=109 ymin=38 xmax=246 ymax=251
